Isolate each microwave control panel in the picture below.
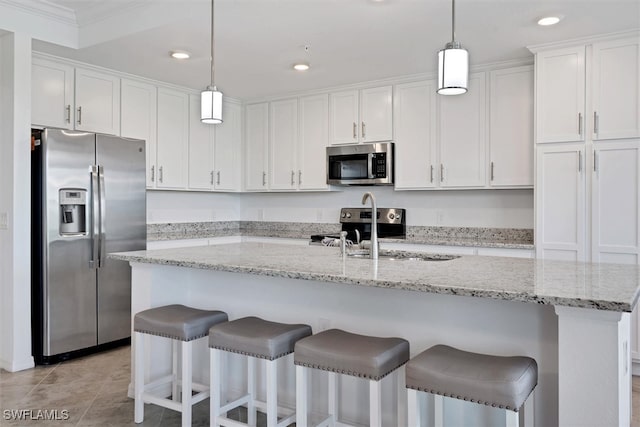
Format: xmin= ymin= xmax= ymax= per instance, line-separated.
xmin=372 ymin=153 xmax=387 ymax=178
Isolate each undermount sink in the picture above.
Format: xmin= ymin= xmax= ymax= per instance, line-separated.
xmin=346 ymin=250 xmax=460 ymax=261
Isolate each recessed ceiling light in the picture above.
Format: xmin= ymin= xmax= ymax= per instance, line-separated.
xmin=293 ymin=62 xmax=310 ymax=71
xmin=537 ymin=16 xmax=562 ymax=26
xmin=170 ymin=51 xmax=190 ymax=60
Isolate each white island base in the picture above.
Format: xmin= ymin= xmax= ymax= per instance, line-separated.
xmin=127 ymin=262 xmax=631 ymax=427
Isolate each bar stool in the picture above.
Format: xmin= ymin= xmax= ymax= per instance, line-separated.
xmin=134 ymin=304 xmax=228 ymax=426
xmin=406 ymin=345 xmax=538 ymax=427
xmin=294 ymin=328 xmax=410 ymax=427
xmin=209 ymin=316 xmax=312 ymax=427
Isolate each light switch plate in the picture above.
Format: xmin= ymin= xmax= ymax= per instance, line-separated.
xmin=0 ymin=212 xmax=7 ymax=230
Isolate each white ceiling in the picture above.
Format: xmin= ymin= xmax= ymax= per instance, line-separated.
xmin=30 ymin=0 xmax=640 ymax=100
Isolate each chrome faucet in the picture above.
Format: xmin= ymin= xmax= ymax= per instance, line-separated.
xmin=361 ymin=192 xmax=378 ymax=260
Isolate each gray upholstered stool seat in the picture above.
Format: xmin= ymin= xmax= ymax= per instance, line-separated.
xmin=209 ymin=316 xmax=312 ymax=359
xmin=209 ymin=317 xmax=312 ymax=427
xmin=294 ymin=328 xmax=410 ymax=380
xmin=406 ymin=344 xmax=538 ymax=427
xmin=294 ymin=329 xmax=410 ymax=427
xmin=133 ymin=304 xmax=228 ymax=427
xmin=134 ymin=304 xmax=228 ymax=341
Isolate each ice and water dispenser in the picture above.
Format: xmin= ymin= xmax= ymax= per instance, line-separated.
xmin=59 ymin=189 xmax=87 ymax=235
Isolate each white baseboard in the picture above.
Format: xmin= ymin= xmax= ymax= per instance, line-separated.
xmin=0 ymin=355 xmax=35 ymax=372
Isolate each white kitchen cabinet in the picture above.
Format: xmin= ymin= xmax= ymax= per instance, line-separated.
xmin=74 ymin=67 xmax=120 ymax=135
xmin=32 ymin=58 xmax=74 ymax=129
xmin=535 ymin=144 xmax=586 ymax=261
xmin=214 ymin=101 xmax=242 ymax=191
xmin=245 ymin=102 xmax=269 ymax=191
xmin=269 ymin=98 xmax=298 ymax=190
xmin=120 ymin=79 xmax=157 ymax=188
xmin=329 ymin=86 xmax=392 ymax=145
xmin=188 ymin=94 xmax=214 ymax=190
xmin=591 ymin=38 xmax=640 ymax=140
xmin=298 ymin=94 xmax=329 ymax=190
xmin=156 ymin=88 xmax=189 ymax=189
xmin=438 ymin=72 xmax=487 ymax=188
xmin=393 ymin=80 xmax=437 ymax=189
xmin=591 ymin=141 xmax=640 ymax=264
xmin=489 ymin=66 xmax=534 ymax=187
xmin=535 ymin=46 xmax=585 ymax=143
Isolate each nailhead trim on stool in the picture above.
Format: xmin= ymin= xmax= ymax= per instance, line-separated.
xmin=133 ymin=304 xmax=228 ymax=427
xmin=294 ymin=328 xmax=410 ymax=427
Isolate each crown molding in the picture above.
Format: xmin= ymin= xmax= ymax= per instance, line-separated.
xmin=528 ymin=29 xmax=640 ymax=53
xmin=0 ymin=0 xmax=76 ymax=26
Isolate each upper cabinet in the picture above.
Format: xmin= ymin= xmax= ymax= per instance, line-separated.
xmin=245 ymin=102 xmax=269 ymax=191
xmin=188 ymin=94 xmax=215 ymax=190
xmin=269 ymin=98 xmax=299 ymax=190
xmin=32 ymin=58 xmax=120 ymax=135
xmin=330 ymin=86 xmax=392 ymax=145
xmin=156 ymin=88 xmax=189 ymax=189
xmin=438 ymin=72 xmax=487 ymax=188
xmin=534 ymin=36 xmax=639 ymax=143
xmin=214 ymin=101 xmax=242 ymax=192
xmin=298 ymin=94 xmax=330 ymax=191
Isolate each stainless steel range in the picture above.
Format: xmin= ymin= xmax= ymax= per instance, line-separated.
xmin=310 ymin=207 xmax=406 ymax=245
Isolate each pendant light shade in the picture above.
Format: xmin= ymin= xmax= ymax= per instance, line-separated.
xmin=201 ymin=0 xmax=223 ymax=124
xmin=437 ymin=0 xmax=468 ymax=95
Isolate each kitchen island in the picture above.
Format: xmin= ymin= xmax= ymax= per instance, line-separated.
xmin=111 ymin=242 xmax=640 ymax=427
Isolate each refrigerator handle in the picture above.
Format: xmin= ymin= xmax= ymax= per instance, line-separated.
xmin=98 ymin=165 xmax=107 ymax=268
xmin=89 ymin=165 xmax=99 ymax=269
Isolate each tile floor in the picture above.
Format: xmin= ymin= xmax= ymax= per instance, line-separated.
xmin=1 ymin=346 xmax=640 ymax=426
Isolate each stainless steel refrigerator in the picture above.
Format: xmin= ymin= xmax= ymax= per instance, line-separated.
xmin=31 ymin=128 xmax=146 ymax=364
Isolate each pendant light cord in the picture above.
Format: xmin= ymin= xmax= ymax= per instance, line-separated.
xmin=451 ymin=0 xmax=456 ymax=43
xmin=210 ymin=0 xmax=215 ymax=88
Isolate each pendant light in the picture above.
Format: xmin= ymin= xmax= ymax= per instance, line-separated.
xmin=437 ymin=0 xmax=468 ymax=95
xmin=201 ymin=0 xmax=223 ymax=124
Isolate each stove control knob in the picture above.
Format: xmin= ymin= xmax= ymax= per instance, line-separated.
xmin=346 ymin=212 xmax=352 ymax=218
xmin=341 ymin=212 xmax=346 ymax=218
xmin=389 ymin=213 xmax=395 ymax=220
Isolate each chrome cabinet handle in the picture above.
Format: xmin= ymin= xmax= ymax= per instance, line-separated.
xmin=210 ymin=171 xmax=214 ymax=185
xmin=262 ymin=171 xmax=266 ymax=186
xmin=578 ymin=113 xmax=582 ymax=137
xmin=362 ymin=122 xmax=366 ymax=140
xmin=291 ymin=170 xmax=295 ymax=186
xmin=151 ymin=165 xmax=155 ymax=182
xmin=159 ymin=166 xmax=163 ymax=183
xmin=430 ymin=165 xmax=434 ymax=183
xmin=578 ymin=152 xmax=582 ymax=172
xmin=594 ymin=111 xmax=599 ymax=135
xmin=593 ymin=150 xmax=597 ymax=172
xmin=491 ymin=161 xmax=495 ymax=181
xmin=66 ymin=105 xmax=71 ymax=123
xmin=298 ymin=170 xmax=302 ymax=185
xmin=217 ymin=171 xmax=221 ymax=185
xmin=77 ymin=106 xmax=82 ymax=125
xmin=440 ymin=164 xmax=444 ymax=182
xmin=353 ymin=122 xmax=357 ymax=139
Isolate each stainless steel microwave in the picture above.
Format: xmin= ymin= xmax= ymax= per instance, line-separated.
xmin=326 ymin=142 xmax=394 ymax=185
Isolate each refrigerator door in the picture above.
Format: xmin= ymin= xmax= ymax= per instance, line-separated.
xmin=96 ymin=134 xmax=146 ymax=345
xmin=42 ymin=129 xmax=98 ymax=356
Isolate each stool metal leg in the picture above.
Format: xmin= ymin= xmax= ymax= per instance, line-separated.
xmin=266 ymin=359 xmax=278 ymax=427
xmin=134 ymin=332 xmax=144 ymax=424
xmin=434 ymin=394 xmax=444 ymax=427
xmin=296 ymin=365 xmax=308 ymax=427
xmin=247 ymin=356 xmax=257 ymax=426
xmin=181 ymin=341 xmax=192 ymax=427
xmin=210 ymin=348 xmax=222 ymax=427
xmin=369 ymin=379 xmax=382 ymax=427
xmin=407 ymin=389 xmax=420 ymax=427
xmin=328 ymin=372 xmax=338 ymax=425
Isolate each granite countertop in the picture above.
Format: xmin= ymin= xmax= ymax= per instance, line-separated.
xmin=110 ymin=242 xmax=640 ymax=312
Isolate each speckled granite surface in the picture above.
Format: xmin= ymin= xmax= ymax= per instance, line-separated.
xmin=111 ymin=242 xmax=640 ymax=312
xmin=147 ymin=221 xmax=534 ymax=249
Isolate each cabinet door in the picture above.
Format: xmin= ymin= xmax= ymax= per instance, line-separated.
xmin=188 ymin=94 xmax=214 ymax=190
xmin=330 ymin=90 xmax=359 ymax=145
xmin=535 ymin=144 xmax=586 ymax=261
xmin=439 ymin=72 xmax=487 ymax=188
xmin=269 ymin=99 xmax=298 ymax=190
xmin=214 ymin=101 xmax=242 ymax=191
xmin=121 ymin=79 xmax=157 ymax=188
xmin=591 ymin=141 xmax=640 ymax=264
xmin=75 ymin=68 xmax=120 ymax=135
xmin=360 ymin=86 xmax=393 ymax=143
xmin=32 ymin=58 xmax=74 ymax=129
xmin=489 ymin=66 xmax=534 ymax=187
xmin=591 ymin=38 xmax=640 ymax=140
xmin=394 ymin=80 xmax=437 ymax=189
xmin=299 ymin=94 xmax=329 ymax=190
xmin=156 ymin=88 xmax=188 ymax=189
xmin=245 ymin=103 xmax=269 ymax=191
xmin=535 ymin=47 xmax=585 ymax=143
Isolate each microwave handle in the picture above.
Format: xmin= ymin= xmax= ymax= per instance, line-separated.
xmin=368 ymin=153 xmax=374 ymax=178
